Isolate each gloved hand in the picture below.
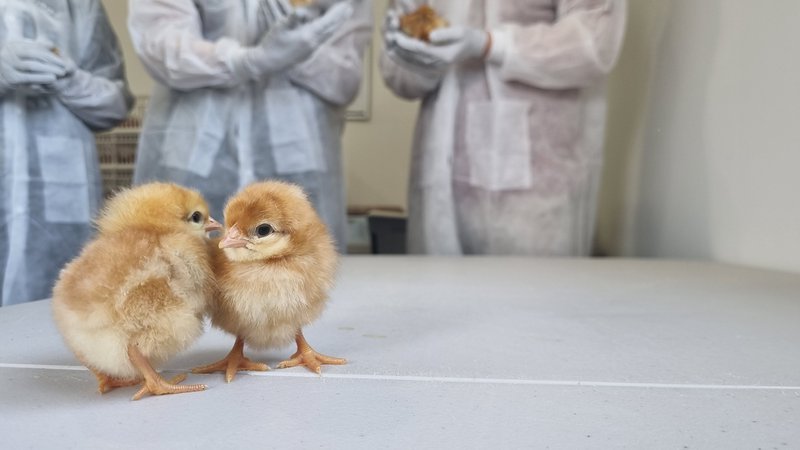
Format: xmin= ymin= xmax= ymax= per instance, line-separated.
xmin=316 ymin=0 xmax=352 ymax=9
xmin=48 ymin=56 xmax=82 ymax=94
xmin=384 ymin=3 xmax=438 ymax=70
xmin=392 ymin=26 xmax=489 ymax=69
xmin=260 ymin=0 xmax=294 ymax=25
xmin=235 ymin=1 xmax=353 ymax=79
xmin=261 ymin=0 xmax=347 ymax=23
xmin=0 ymin=39 xmax=67 ymax=94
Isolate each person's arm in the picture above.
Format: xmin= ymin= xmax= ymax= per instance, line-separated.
xmin=287 ymin=0 xmax=373 ymax=106
xmin=54 ymin=1 xmax=133 ymax=131
xmin=127 ymin=0 xmax=249 ymax=90
xmin=487 ymin=0 xmax=627 ymax=89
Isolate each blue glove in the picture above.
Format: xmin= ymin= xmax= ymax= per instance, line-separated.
xmin=0 ymin=39 xmax=67 ymax=94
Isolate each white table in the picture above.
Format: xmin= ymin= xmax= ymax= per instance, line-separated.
xmin=1 ymin=257 xmax=799 ymax=449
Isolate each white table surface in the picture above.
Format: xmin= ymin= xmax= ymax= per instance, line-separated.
xmin=1 ymin=257 xmax=799 ymax=449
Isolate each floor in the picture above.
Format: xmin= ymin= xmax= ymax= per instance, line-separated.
xmin=1 ymin=257 xmax=798 ymax=449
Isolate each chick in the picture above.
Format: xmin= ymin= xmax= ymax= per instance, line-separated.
xmin=52 ymin=183 xmax=222 ymax=400
xmin=400 ymin=5 xmax=448 ymax=42
xmin=193 ymin=181 xmax=345 ymax=382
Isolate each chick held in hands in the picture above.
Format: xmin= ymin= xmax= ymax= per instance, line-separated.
xmin=193 ymin=181 xmax=345 ymax=381
xmin=400 ymin=5 xmax=448 ymax=42
xmin=52 ymin=183 xmax=222 ymax=400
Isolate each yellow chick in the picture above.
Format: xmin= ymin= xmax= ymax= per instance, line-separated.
xmin=52 ymin=183 xmax=222 ymax=400
xmin=193 ymin=181 xmax=345 ymax=382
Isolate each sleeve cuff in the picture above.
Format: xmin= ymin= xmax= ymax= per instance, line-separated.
xmin=217 ymin=37 xmax=253 ymax=83
xmin=487 ymin=27 xmax=512 ymax=66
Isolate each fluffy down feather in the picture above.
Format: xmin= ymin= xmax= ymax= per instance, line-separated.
xmin=194 ymin=181 xmax=344 ymax=380
xmin=52 ymin=183 xmax=217 ymax=397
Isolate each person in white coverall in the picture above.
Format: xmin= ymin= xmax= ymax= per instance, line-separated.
xmin=129 ymin=0 xmax=372 ymax=251
xmin=381 ymin=0 xmax=626 ymax=255
xmin=0 ymin=0 xmax=133 ymax=306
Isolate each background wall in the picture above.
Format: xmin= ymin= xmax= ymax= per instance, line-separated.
xmin=599 ymin=0 xmax=800 ymax=273
xmin=101 ymin=0 xmax=800 ymax=273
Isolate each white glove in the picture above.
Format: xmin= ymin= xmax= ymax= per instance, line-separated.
xmin=48 ymin=56 xmax=81 ymax=94
xmin=315 ymin=0 xmax=352 ymax=9
xmin=0 ymin=39 xmax=67 ymax=94
xmin=234 ymin=1 xmax=353 ymax=79
xmin=383 ymin=5 xmax=437 ymax=70
xmin=260 ymin=0 xmax=293 ymax=25
xmin=393 ymin=26 xmax=489 ymax=68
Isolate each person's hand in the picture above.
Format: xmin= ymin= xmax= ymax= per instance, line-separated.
xmin=261 ymin=0 xmax=295 ymax=26
xmin=315 ymin=0 xmax=352 ymax=10
xmin=243 ymin=1 xmax=353 ymax=76
xmin=48 ymin=56 xmax=80 ymax=94
xmin=0 ymin=39 xmax=67 ymax=94
xmin=383 ymin=1 xmax=439 ymax=70
xmin=392 ymin=26 xmax=489 ymax=69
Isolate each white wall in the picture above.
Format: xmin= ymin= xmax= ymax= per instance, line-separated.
xmin=102 ymin=1 xmax=800 ymax=272
xmin=340 ymin=2 xmax=417 ymax=211
xmin=101 ymin=0 xmax=151 ymax=96
xmin=599 ymin=0 xmax=800 ymax=273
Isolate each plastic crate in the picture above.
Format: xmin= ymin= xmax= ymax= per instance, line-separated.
xmin=346 ymin=206 xmax=407 ymax=254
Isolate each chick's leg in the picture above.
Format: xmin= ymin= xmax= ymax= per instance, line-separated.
xmin=277 ymin=330 xmax=346 ymax=375
xmin=127 ymin=345 xmax=207 ymax=401
xmin=191 ymin=336 xmax=269 ymax=383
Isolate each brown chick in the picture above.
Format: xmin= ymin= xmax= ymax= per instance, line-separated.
xmin=52 ymin=183 xmax=222 ymax=400
xmin=192 ymin=181 xmax=344 ymax=382
xmin=400 ymin=5 xmax=448 ymax=42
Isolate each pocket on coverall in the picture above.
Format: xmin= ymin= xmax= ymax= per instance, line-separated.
xmin=464 ymin=100 xmax=533 ymax=191
xmin=36 ymin=135 xmax=90 ymax=223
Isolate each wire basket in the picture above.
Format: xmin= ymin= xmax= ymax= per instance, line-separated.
xmin=96 ymin=132 xmax=138 ymax=198
xmin=96 ymin=132 xmax=138 ymax=165
xmin=100 ymin=166 xmax=135 ymax=199
xmin=95 ymin=97 xmax=147 ymax=198
xmin=116 ymin=96 xmax=149 ymax=130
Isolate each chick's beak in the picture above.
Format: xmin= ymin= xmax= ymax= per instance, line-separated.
xmin=219 ymin=226 xmax=249 ymax=249
xmin=204 ymin=217 xmax=223 ymax=233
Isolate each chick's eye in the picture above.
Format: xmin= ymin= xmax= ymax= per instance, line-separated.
xmin=256 ymin=224 xmax=273 ymax=237
xmin=190 ymin=211 xmax=203 ymax=223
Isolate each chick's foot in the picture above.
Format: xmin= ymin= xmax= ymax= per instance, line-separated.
xmin=91 ymin=370 xmax=140 ymax=394
xmin=131 ymin=373 xmax=207 ymax=401
xmin=276 ymin=331 xmax=346 ymax=375
xmin=191 ymin=336 xmax=269 ymax=383
xmin=128 ymin=345 xmax=207 ymax=401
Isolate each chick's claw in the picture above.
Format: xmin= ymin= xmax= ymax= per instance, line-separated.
xmin=277 ymin=349 xmax=347 ymax=375
xmin=277 ymin=332 xmax=346 ymax=375
xmin=131 ymin=373 xmax=207 ymax=401
xmin=191 ymin=356 xmax=270 ymax=383
xmin=92 ymin=371 xmax=140 ymax=394
xmin=126 ymin=345 xmax=207 ymax=401
xmin=191 ymin=337 xmax=269 ymax=383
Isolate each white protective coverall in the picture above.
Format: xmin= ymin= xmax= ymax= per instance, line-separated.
xmin=0 ymin=0 xmax=133 ymax=306
xmin=129 ymin=0 xmax=372 ymax=251
xmin=381 ymin=0 xmax=626 ymax=255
